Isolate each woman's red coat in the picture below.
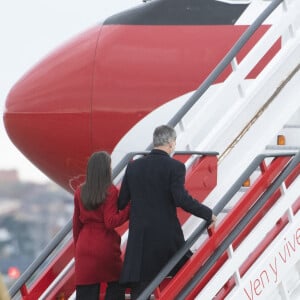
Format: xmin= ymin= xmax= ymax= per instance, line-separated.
xmin=73 ymin=185 xmax=129 ymax=285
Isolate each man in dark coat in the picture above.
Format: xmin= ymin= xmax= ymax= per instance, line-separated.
xmin=118 ymin=125 xmax=216 ymax=299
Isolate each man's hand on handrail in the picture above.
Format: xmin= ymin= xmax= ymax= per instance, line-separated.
xmin=207 ymin=214 xmax=217 ymax=236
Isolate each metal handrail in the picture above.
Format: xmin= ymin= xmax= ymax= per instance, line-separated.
xmin=167 ymin=0 xmax=283 ymax=128
xmin=177 ymin=150 xmax=300 ymax=299
xmin=137 ymin=150 xmax=297 ymax=299
xmin=113 ymin=151 xmax=218 ymax=178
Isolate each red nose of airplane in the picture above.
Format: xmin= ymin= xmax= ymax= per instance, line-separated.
xmin=4 ymin=5 xmax=276 ymax=194
xmin=3 ymin=26 xmax=101 ymax=191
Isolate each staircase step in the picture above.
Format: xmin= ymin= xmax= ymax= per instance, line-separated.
xmin=265 ymin=145 xmax=300 ymax=150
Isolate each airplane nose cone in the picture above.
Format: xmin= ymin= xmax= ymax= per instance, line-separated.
xmin=3 ymin=26 xmax=101 ymax=191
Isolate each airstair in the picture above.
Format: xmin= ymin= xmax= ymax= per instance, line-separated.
xmin=8 ymin=0 xmax=300 ymax=299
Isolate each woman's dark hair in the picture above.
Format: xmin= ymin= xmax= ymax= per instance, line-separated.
xmin=80 ymin=151 xmax=112 ymax=210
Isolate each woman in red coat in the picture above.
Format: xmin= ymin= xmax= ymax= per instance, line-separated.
xmin=73 ymin=151 xmax=129 ymax=300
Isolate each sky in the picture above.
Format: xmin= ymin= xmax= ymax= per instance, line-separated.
xmin=0 ymin=0 xmax=140 ymax=183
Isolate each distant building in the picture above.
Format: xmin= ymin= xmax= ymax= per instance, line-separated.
xmin=0 ymin=176 xmax=73 ymax=278
xmin=0 ymin=170 xmax=19 ymax=183
xmin=0 ymin=201 xmax=20 ymax=216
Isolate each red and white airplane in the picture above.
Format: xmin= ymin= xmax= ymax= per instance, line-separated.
xmin=3 ymin=0 xmax=276 ymax=192
xmin=4 ymin=0 xmax=300 ymax=299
